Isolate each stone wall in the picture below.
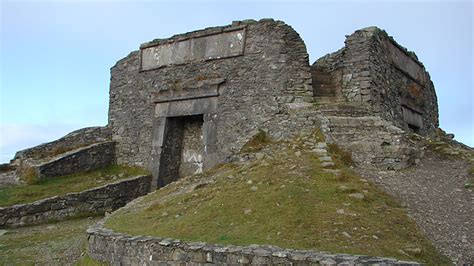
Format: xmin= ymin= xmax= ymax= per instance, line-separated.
xmin=312 ymin=27 xmax=438 ymax=136
xmin=108 ymin=19 xmax=314 ymax=179
xmin=0 ymin=175 xmax=151 ymax=227
xmin=11 ymin=126 xmax=111 ymax=166
xmin=36 ymin=141 xmax=116 ymax=179
xmin=87 ymin=223 xmax=419 ymax=265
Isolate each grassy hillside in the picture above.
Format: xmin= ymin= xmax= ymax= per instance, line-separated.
xmin=106 ymin=131 xmax=451 ymax=264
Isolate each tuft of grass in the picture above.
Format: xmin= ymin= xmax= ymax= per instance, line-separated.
xmin=20 ymin=167 xmax=39 ymax=185
xmin=75 ymin=254 xmax=107 ymax=266
xmin=42 ymin=143 xmax=90 ymax=159
xmin=327 ymin=143 xmax=354 ymax=167
xmin=106 ymin=139 xmax=450 ymax=265
xmin=312 ymin=129 xmax=326 ymax=142
xmin=0 ymin=165 xmax=150 ymax=207
xmin=465 ymin=166 xmax=474 ymax=189
xmin=240 ymin=129 xmax=272 ymax=153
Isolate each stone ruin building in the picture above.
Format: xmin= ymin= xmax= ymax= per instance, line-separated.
xmin=9 ymin=19 xmax=439 ymax=189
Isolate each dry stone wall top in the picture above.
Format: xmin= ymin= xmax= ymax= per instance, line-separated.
xmin=87 ymin=222 xmax=420 ymax=265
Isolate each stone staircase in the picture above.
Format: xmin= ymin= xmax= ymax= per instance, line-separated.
xmin=316 ymin=102 xmax=417 ymax=169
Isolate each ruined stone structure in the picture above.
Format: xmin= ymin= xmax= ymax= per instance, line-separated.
xmin=8 ymin=19 xmax=439 ymax=188
xmin=107 ymin=19 xmax=438 ymax=187
xmin=312 ymin=27 xmax=438 ymax=135
xmin=109 ymin=19 xmax=314 ymax=188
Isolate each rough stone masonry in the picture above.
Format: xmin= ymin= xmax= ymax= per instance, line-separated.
xmin=107 ymin=19 xmax=438 ymax=188
xmin=9 ymin=18 xmax=439 ymax=188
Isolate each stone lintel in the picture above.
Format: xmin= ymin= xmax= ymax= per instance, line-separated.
xmin=153 ymin=78 xmax=225 ymax=103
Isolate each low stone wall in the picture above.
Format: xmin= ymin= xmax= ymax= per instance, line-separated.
xmin=0 ymin=175 xmax=151 ymax=227
xmin=12 ymin=126 xmax=111 ymax=164
xmin=87 ymin=224 xmax=419 ymax=265
xmin=36 ymin=141 xmax=115 ymax=179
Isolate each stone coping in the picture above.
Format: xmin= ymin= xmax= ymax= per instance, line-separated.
xmin=87 ymin=221 xmax=420 ymax=265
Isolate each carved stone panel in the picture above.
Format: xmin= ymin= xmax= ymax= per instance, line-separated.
xmin=141 ymin=29 xmax=245 ymax=70
xmin=387 ymin=40 xmax=426 ymax=85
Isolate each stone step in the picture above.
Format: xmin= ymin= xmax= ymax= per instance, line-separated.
xmin=317 ymin=104 xmax=373 ymax=117
xmin=312 ymin=71 xmax=333 ymax=84
xmin=314 ymin=96 xmax=343 ymax=104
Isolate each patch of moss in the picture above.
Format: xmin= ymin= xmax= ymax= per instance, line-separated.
xmin=240 ymin=129 xmax=272 ymax=153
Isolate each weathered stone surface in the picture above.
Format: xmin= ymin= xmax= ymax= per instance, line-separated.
xmin=87 ymin=223 xmax=421 ymax=265
xmin=141 ymin=28 xmax=246 ymax=70
xmin=36 ymin=141 xmax=115 ymax=179
xmin=12 ymin=126 xmax=111 ymax=165
xmin=0 ymin=175 xmax=151 ymax=228
xmin=312 ymin=27 xmax=438 ymax=136
xmin=108 ymin=19 xmax=314 ymax=187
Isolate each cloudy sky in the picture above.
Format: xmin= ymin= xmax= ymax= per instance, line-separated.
xmin=0 ymin=0 xmax=472 ymax=163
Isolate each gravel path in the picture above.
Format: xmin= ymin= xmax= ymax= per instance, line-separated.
xmin=357 ymin=154 xmax=473 ymax=264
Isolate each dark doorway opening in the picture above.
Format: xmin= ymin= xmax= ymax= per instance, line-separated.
xmin=158 ymin=115 xmax=204 ymax=187
xmin=407 ymin=123 xmax=420 ymax=134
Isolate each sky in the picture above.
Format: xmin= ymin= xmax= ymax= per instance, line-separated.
xmin=0 ymin=0 xmax=472 ymax=163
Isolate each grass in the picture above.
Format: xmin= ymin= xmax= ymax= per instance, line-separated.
xmin=465 ymin=166 xmax=474 ymax=189
xmin=20 ymin=166 xmax=39 ymax=185
xmin=0 ymin=165 xmax=149 ymax=207
xmin=75 ymin=254 xmax=107 ymax=266
xmin=240 ymin=129 xmax=272 ymax=153
xmin=327 ymin=143 xmax=354 ymax=167
xmin=0 ymin=216 xmax=102 ymax=264
xmin=106 ymin=135 xmax=451 ymax=265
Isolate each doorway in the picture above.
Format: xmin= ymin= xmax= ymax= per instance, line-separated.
xmin=157 ymin=115 xmax=204 ymax=187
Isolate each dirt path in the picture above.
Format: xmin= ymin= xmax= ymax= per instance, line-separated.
xmin=357 ymin=154 xmax=473 ymax=264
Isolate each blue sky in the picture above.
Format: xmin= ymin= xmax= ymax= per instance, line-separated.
xmin=0 ymin=0 xmax=472 ymax=163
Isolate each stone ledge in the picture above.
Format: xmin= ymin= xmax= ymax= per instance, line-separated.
xmin=87 ymin=223 xmax=420 ymax=265
xmin=0 ymin=175 xmax=152 ymax=228
xmin=36 ymin=141 xmax=116 ymax=179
